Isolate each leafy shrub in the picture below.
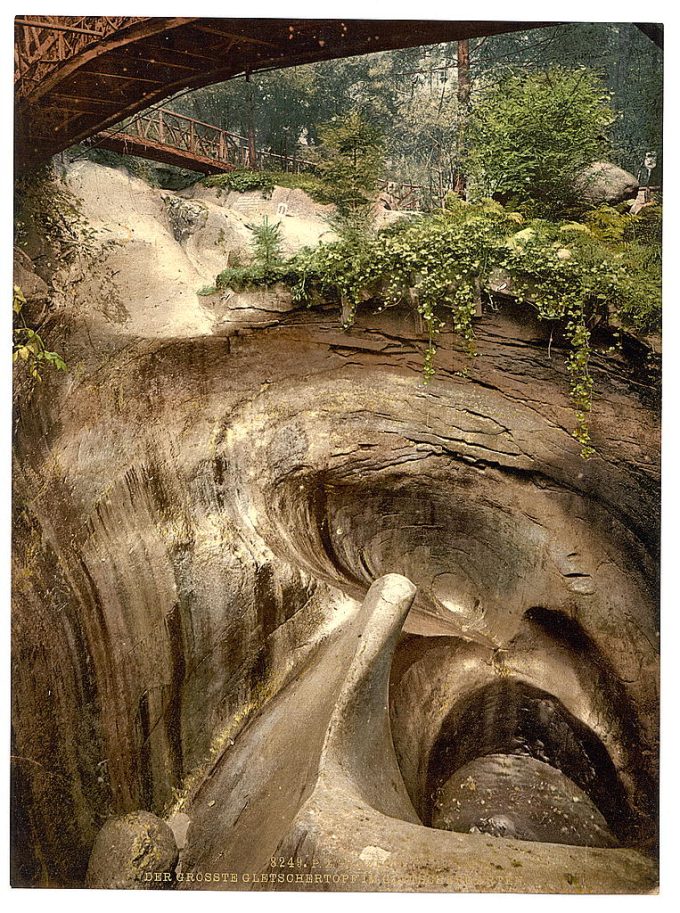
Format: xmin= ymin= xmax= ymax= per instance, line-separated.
xmin=584 ymin=206 xmax=629 ymax=242
xmin=203 ymin=170 xmax=274 ymax=196
xmin=617 ymin=207 xmax=662 ymax=334
xmin=264 ymin=171 xmax=332 ymax=204
xmin=466 ymin=67 xmax=616 ymax=218
xmin=216 ymin=265 xmax=262 ymax=290
xmin=13 ymin=286 xmax=66 ymax=382
xmin=208 ymin=197 xmax=661 ymax=456
xmin=624 ymin=203 xmax=662 ymax=249
xmin=216 ymin=217 xmax=285 ymax=290
xmin=576 ymin=204 xmax=662 ymax=335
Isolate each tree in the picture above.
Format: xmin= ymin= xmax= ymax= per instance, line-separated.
xmin=171 ymin=25 xmax=660 ymax=192
xmin=453 ymin=38 xmax=471 ymax=195
xmin=465 ymin=66 xmax=616 ymax=217
xmin=250 ymin=217 xmax=283 ymax=274
xmin=470 ymin=24 xmax=662 ymax=177
xmin=316 ymin=112 xmax=386 ymax=237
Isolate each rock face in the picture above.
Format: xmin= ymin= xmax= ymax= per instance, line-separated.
xmin=575 ymin=161 xmax=640 ymax=205
xmin=431 ymin=753 xmax=618 ymax=848
xmin=163 ymin=196 xmax=208 ymax=244
xmin=261 ymin=578 xmax=654 ymax=893
xmin=11 ymin=162 xmax=659 ymax=891
xmin=13 ymin=248 xmax=49 ymax=322
xmin=85 ymin=811 xmax=178 ymax=889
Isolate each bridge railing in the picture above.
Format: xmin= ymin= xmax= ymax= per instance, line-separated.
xmin=14 ymin=16 xmax=142 ymax=100
xmin=377 ymin=179 xmax=451 ymax=212
xmin=95 ymin=105 xmax=446 ymax=209
xmin=105 ymin=107 xmax=317 ymax=174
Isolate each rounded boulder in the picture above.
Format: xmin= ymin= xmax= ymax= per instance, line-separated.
xmin=85 ymin=810 xmax=178 ymax=889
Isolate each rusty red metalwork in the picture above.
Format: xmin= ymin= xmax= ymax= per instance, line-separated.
xmin=15 ymin=16 xmax=554 ymax=173
xmin=88 ymin=108 xmax=428 ymax=209
xmin=14 ymin=16 xmax=147 ymax=101
xmin=86 ymin=106 xmax=430 ymax=209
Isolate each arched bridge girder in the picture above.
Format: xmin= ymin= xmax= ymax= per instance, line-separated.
xmin=15 ymin=16 xmax=552 ymax=173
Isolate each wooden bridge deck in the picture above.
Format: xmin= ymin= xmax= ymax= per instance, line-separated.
xmin=88 ymin=106 xmax=318 ymax=176
xmin=15 ymin=16 xmax=551 ymax=173
xmin=91 ymin=130 xmax=234 ymax=175
xmin=86 ymin=106 xmax=427 ymax=210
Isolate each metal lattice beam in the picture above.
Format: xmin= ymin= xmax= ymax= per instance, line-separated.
xmin=15 ymin=16 xmax=557 ymax=173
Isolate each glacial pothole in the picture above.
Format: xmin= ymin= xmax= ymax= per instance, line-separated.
xmin=431 ymin=753 xmax=618 ymax=848
xmin=11 ymin=157 xmax=660 ymax=891
xmin=389 ymin=671 xmax=641 ymax=850
xmin=253 ymin=460 xmax=656 ymax=853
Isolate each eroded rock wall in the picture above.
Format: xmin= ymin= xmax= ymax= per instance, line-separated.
xmin=11 ymin=162 xmax=660 ymax=886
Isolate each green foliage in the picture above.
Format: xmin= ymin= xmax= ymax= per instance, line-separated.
xmin=209 ymin=198 xmax=661 ymax=456
xmin=13 ymin=286 xmax=67 ymax=382
xmin=316 ymin=112 xmax=386 ymax=236
xmin=471 ymin=23 xmax=662 ymax=178
xmin=216 ymin=217 xmax=284 ymax=290
xmin=466 ymin=67 xmax=616 ymax=218
xmin=13 ymin=170 xmax=88 ymax=387
xmin=624 ymin=203 xmax=663 ymax=249
xmin=250 ymin=217 xmax=283 ymax=271
xmin=203 ymin=168 xmax=341 ymax=208
xmin=202 ymin=170 xmax=274 ymax=195
xmin=176 ymin=25 xmax=660 ymax=195
xmin=14 ymin=166 xmax=96 ymax=263
xmin=215 ymin=265 xmax=259 ymax=290
xmin=583 ymin=205 xmax=629 ymax=242
xmin=567 ymin=204 xmax=662 ymax=335
xmin=614 ymin=206 xmax=662 ymax=334
xmin=263 ymin=171 xmax=332 ymax=204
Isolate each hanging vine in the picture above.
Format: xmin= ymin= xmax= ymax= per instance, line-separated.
xmin=211 ymin=198 xmax=661 ymax=457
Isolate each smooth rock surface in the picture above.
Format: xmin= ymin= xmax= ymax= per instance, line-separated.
xmin=432 ymin=753 xmax=618 ymax=848
xmin=575 ymin=161 xmax=639 ymax=205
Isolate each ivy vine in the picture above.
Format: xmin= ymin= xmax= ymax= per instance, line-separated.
xmin=211 ymin=198 xmax=661 ymax=457
xmin=13 ymin=286 xmax=67 ymax=382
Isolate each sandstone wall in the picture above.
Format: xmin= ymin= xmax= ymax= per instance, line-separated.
xmin=11 ymin=163 xmax=660 ymax=885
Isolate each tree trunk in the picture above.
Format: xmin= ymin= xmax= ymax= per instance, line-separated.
xmin=246 ymin=73 xmax=257 ymax=169
xmin=454 ymin=39 xmax=471 ymax=196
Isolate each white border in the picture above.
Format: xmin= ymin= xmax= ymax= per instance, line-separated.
xmin=2 ymin=3 xmax=676 ymax=911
